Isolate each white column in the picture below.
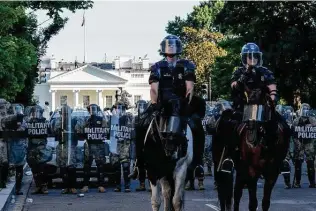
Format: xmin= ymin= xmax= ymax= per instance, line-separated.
xmin=73 ymin=90 xmax=80 ymax=107
xmin=49 ymin=89 xmax=56 ymax=111
xmin=96 ymin=90 xmax=103 ymax=109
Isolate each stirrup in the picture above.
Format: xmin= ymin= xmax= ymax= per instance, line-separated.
xmin=220 ymin=158 xmax=234 ymax=173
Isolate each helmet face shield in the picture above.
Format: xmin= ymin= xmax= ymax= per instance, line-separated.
xmin=88 ymin=104 xmax=98 ymax=116
xmin=138 ymin=102 xmax=147 ymax=114
xmin=160 ymin=35 xmax=183 ymax=55
xmin=241 ymin=52 xmax=262 ymax=67
xmin=116 ymin=104 xmax=126 ymax=116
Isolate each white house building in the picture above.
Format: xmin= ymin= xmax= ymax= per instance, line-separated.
xmin=34 ymin=55 xmax=152 ymax=111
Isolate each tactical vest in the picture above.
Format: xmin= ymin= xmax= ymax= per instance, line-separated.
xmin=158 ymin=61 xmax=186 ymax=102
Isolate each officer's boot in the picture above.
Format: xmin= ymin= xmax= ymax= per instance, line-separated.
xmin=40 ymin=170 xmax=48 ymax=194
xmin=0 ymin=163 xmax=9 ymax=188
xmin=31 ymin=171 xmax=43 ymax=194
xmin=0 ymin=166 xmax=5 ymax=188
xmin=97 ymin=164 xmax=106 ymax=193
xmin=60 ymin=167 xmax=68 ymax=194
xmin=122 ymin=163 xmax=131 ymax=192
xmin=15 ymin=165 xmax=23 ymax=195
xmin=136 ymin=168 xmax=146 ymax=191
xmin=293 ymin=160 xmax=302 ymax=188
xmin=81 ymin=164 xmax=90 ymax=193
xmin=68 ymin=167 xmax=77 ymax=194
xmin=307 ymin=160 xmax=316 ymax=188
xmin=195 ymin=165 xmax=205 ymax=190
xmin=114 ymin=165 xmax=121 ymax=192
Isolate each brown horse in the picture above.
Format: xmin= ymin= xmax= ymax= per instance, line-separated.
xmin=212 ymin=94 xmax=290 ymax=211
xmin=233 ymin=96 xmax=290 ymax=211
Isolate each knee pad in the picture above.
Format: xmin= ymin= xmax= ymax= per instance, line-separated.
xmin=194 ymin=165 xmax=205 ymax=179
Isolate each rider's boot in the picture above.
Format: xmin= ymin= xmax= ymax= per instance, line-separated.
xmin=307 ymin=160 xmax=316 ymax=188
xmin=293 ymin=160 xmax=302 ymax=188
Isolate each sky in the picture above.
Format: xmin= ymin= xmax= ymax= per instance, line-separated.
xmin=36 ymin=1 xmax=200 ymax=63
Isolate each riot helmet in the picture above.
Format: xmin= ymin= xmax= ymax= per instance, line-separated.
xmin=30 ymin=105 xmax=44 ymax=119
xmin=160 ymin=35 xmax=183 ymax=56
xmin=87 ymin=104 xmax=99 ymax=116
xmin=136 ymin=100 xmax=148 ymax=114
xmin=116 ymin=102 xmax=126 ymax=116
xmin=9 ymin=104 xmax=24 ymax=115
xmin=241 ymin=43 xmax=263 ymax=67
xmin=298 ymin=103 xmax=310 ymax=117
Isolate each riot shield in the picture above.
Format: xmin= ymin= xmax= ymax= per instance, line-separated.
xmin=116 ymin=112 xmax=135 ymax=162
xmin=109 ymin=112 xmax=119 ymax=154
xmin=5 ymin=104 xmax=27 ymax=167
xmin=72 ymin=108 xmax=89 ymax=168
xmin=57 ymin=105 xmax=76 ymax=167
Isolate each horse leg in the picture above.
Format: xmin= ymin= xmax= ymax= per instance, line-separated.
xmin=233 ymin=172 xmax=244 ymax=211
xmin=262 ymin=175 xmax=278 ymax=211
xmin=160 ymin=177 xmax=172 ymax=211
xmin=172 ymin=163 xmax=187 ymax=211
xmin=247 ymin=178 xmax=258 ymax=211
xmin=150 ymin=180 xmax=162 ymax=211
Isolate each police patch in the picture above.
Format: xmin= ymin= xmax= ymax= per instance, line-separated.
xmin=261 ymin=76 xmax=264 ymax=81
xmin=97 ymin=121 xmax=101 ymax=124
xmin=178 ymin=73 xmax=182 ymax=79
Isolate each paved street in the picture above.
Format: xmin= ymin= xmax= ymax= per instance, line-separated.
xmin=4 ymin=169 xmax=316 ymax=211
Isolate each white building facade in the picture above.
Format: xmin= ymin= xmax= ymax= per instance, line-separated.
xmin=34 ymin=55 xmax=152 ymax=111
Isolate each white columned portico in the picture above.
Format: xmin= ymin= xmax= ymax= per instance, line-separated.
xmin=96 ymin=90 xmax=103 ymax=108
xmin=49 ymin=89 xmax=56 ymax=111
xmin=73 ymin=90 xmax=80 ymax=107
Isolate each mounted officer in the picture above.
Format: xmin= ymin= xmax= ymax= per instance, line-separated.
xmin=218 ymin=42 xmax=290 ymax=173
xmin=129 ymin=35 xmax=196 ymax=178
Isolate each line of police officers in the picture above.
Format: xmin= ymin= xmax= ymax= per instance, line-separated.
xmin=280 ymin=103 xmax=316 ymax=189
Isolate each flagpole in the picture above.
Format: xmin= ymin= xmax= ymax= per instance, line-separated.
xmin=83 ymin=10 xmax=86 ymax=63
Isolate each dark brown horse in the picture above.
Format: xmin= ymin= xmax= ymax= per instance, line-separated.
xmin=233 ymin=94 xmax=290 ymax=211
xmin=213 ymin=91 xmax=290 ymax=211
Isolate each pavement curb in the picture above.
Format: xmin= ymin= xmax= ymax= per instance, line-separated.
xmin=0 ymin=164 xmax=28 ymax=211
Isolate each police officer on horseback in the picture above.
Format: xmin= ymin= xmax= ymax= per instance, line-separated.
xmin=129 ymin=35 xmax=196 ymax=178
xmin=220 ymin=42 xmax=282 ymax=173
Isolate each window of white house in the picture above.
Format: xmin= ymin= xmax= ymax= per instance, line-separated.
xmin=131 ymin=74 xmax=144 ymax=78
xmin=134 ymin=95 xmax=141 ymax=103
xmin=60 ymin=95 xmax=67 ymax=106
xmin=105 ymin=96 xmax=113 ymax=108
xmin=83 ymin=95 xmax=90 ymax=108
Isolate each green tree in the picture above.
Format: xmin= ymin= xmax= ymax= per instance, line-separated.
xmin=214 ymin=1 xmax=316 ymax=107
xmin=211 ymin=36 xmax=243 ymax=100
xmin=182 ymin=27 xmax=226 ymax=94
xmin=165 ymin=0 xmax=224 ymax=39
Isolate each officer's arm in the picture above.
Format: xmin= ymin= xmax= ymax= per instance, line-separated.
xmin=231 ymin=68 xmax=241 ymax=89
xmin=265 ymin=69 xmax=277 ymax=101
xmin=184 ymin=61 xmax=196 ymax=103
xmin=148 ymin=64 xmax=159 ymax=104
